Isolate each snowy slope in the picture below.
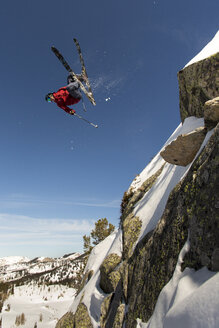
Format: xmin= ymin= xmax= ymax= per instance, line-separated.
xmin=2 ymin=284 xmax=76 ymax=328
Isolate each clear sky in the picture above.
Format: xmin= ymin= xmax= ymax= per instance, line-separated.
xmin=0 ymin=0 xmax=218 ymax=258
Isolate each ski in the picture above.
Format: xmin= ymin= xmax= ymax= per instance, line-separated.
xmin=73 ymin=38 xmax=95 ymax=105
xmin=73 ymin=113 xmax=98 ymax=128
xmin=51 ymin=46 xmax=96 ymax=106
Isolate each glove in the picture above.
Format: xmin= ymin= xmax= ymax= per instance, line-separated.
xmin=69 ymin=110 xmax=76 ymax=115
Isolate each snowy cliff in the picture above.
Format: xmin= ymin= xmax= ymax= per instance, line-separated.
xmin=56 ymin=31 xmax=219 ymax=328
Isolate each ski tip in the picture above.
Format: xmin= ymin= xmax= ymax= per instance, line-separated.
xmin=91 ymin=124 xmax=98 ymax=128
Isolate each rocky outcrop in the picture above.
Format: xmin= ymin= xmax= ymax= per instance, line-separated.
xmin=178 ymin=53 xmax=219 ymax=122
xmin=124 ymin=123 xmax=219 ymax=327
xmin=162 ymin=49 xmax=219 ymax=168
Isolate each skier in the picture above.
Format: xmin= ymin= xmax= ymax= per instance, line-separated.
xmin=45 ymin=74 xmax=85 ymax=115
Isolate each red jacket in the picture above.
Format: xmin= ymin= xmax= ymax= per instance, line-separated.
xmin=53 ymin=87 xmax=80 ymax=114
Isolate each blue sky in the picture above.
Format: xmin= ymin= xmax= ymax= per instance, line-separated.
xmin=0 ymin=0 xmax=218 ymax=258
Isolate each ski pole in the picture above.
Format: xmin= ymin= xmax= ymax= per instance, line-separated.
xmin=73 ymin=113 xmax=98 ymax=128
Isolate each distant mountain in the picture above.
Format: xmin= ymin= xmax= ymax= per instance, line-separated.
xmin=0 ymin=256 xmax=30 ymax=266
xmin=0 ymin=252 xmax=85 ymax=286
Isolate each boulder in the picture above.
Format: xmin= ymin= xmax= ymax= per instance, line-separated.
xmin=160 ymin=127 xmax=207 ymax=166
xmin=74 ymin=302 xmax=93 ymax=328
xmin=100 ymin=253 xmax=121 ymax=294
xmin=204 ymin=96 xmax=219 ymax=129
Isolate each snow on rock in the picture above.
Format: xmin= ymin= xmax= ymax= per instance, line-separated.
xmin=137 ymin=238 xmax=219 ymax=328
xmin=185 ymin=30 xmax=219 ymax=67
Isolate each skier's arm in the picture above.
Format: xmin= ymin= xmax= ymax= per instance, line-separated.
xmin=56 ymin=101 xmax=75 ymax=115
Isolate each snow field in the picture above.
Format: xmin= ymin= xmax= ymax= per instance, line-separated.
xmin=1 ymin=284 xmax=76 ymax=328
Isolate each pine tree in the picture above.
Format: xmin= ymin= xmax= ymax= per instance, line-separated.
xmin=91 ymin=218 xmax=115 ymax=245
xmin=83 ymin=234 xmax=92 ymax=253
xmin=83 ymin=218 xmax=115 ymax=257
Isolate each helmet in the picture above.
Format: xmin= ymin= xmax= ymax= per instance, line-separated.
xmin=45 ymin=93 xmax=53 ymax=102
xmin=67 ymin=74 xmax=76 ymax=84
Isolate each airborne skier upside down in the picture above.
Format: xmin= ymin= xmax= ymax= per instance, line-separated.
xmin=45 ymin=74 xmax=85 ymax=115
xmin=45 ymin=38 xmax=98 ymax=128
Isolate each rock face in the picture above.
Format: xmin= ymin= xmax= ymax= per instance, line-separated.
xmin=125 ymin=123 xmax=219 ymax=327
xmin=178 ymin=52 xmax=219 ymax=122
xmin=56 ymin=37 xmax=219 ymax=328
